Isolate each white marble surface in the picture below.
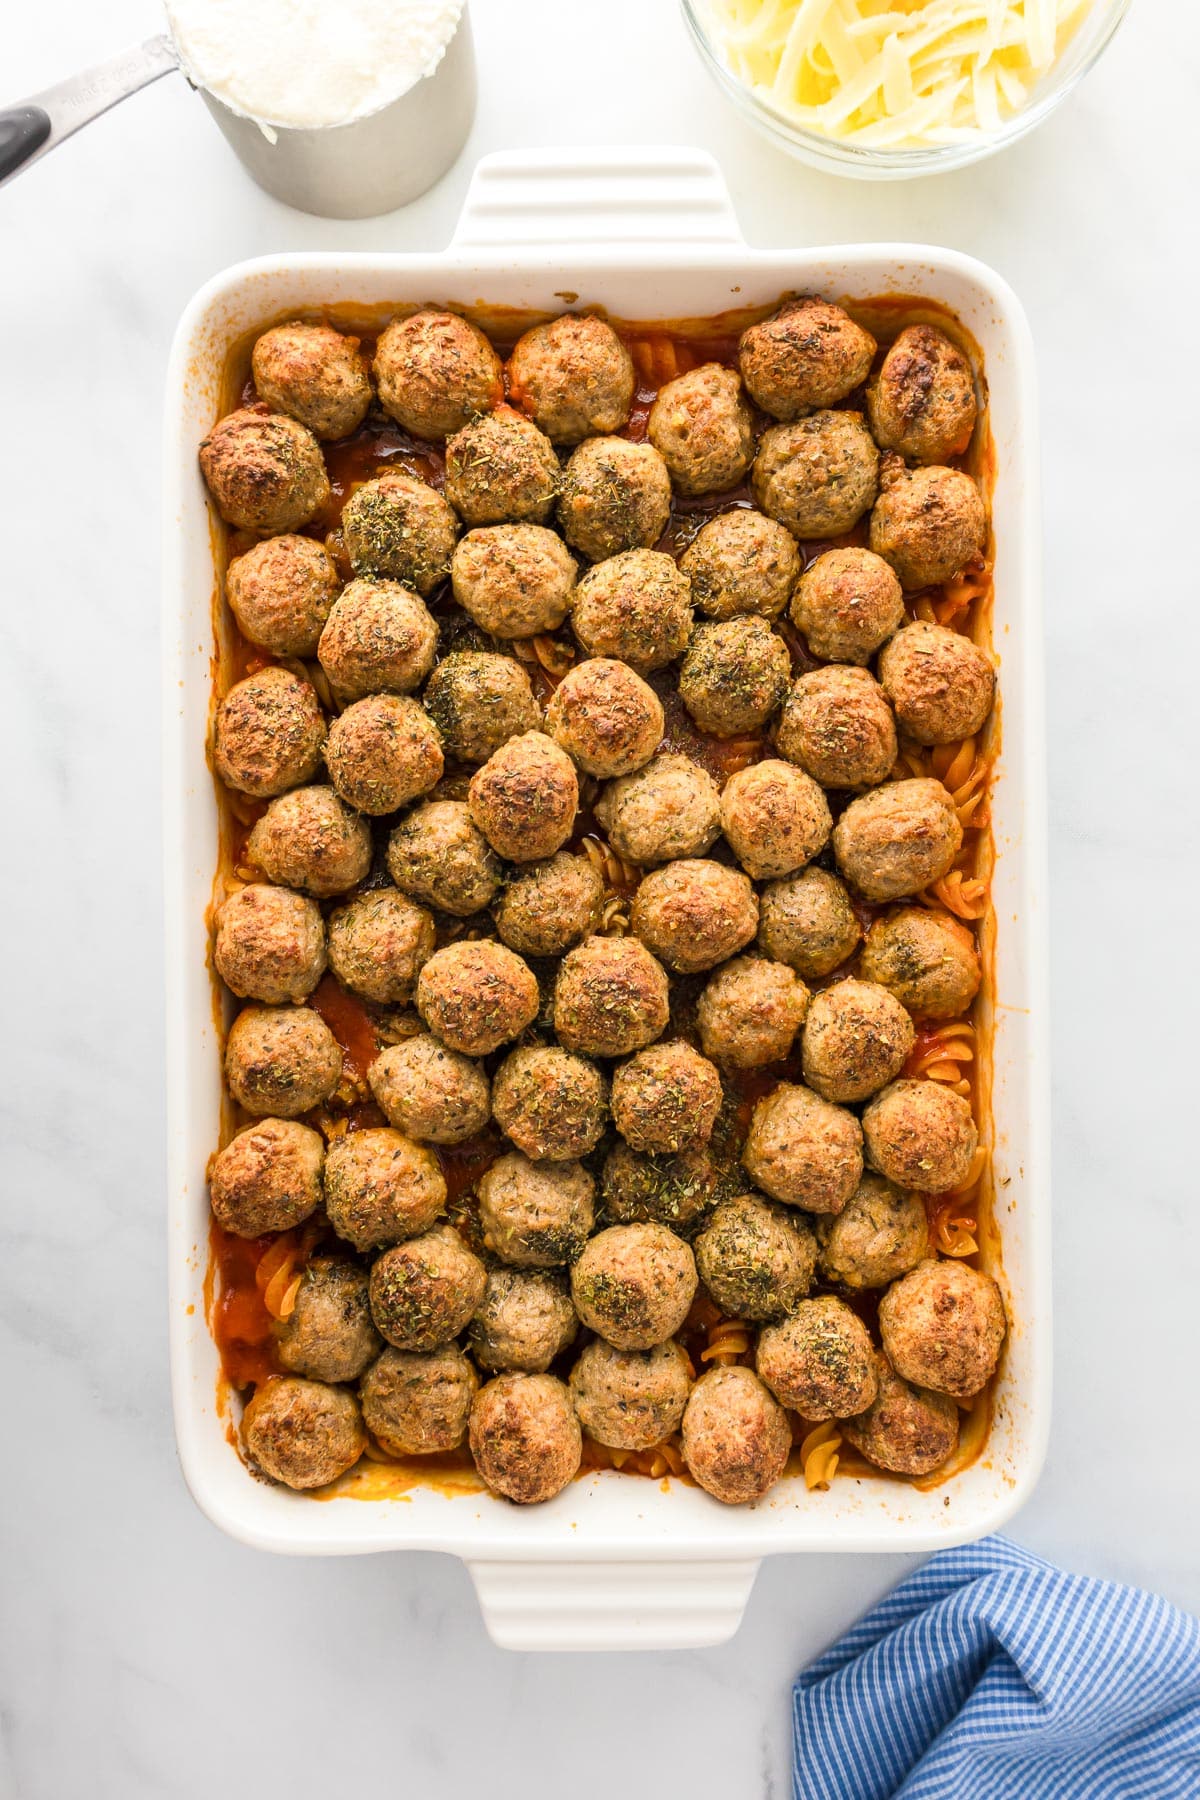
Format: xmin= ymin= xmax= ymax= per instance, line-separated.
xmin=2 ymin=2 xmax=1197 ymax=1795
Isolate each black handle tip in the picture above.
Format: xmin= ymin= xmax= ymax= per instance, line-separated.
xmin=0 ymin=105 xmax=52 ymax=183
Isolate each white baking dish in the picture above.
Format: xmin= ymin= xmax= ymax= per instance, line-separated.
xmin=164 ymin=147 xmax=1050 ymax=1653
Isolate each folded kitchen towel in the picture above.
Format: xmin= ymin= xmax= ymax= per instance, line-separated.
xmin=792 ymin=1535 xmax=1200 ymax=1800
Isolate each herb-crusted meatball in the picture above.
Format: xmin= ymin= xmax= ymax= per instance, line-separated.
xmin=324 ymin=1127 xmax=446 ymax=1250
xmin=553 ymin=935 xmax=670 ymax=1058
xmin=594 ymin=752 xmax=721 ymax=867
xmin=209 ymin=1117 xmax=324 ymax=1238
xmin=368 ymin=1035 xmax=492 ymax=1146
xmin=214 ymin=883 xmax=326 ymax=1004
xmin=326 ymin=693 xmax=444 ymax=815
xmin=252 ymin=321 xmax=372 ymax=440
xmin=416 ymin=940 xmax=539 ymax=1057
xmin=776 ymin=665 xmax=898 ymax=791
xmin=753 ymin=412 xmax=879 ymax=539
xmin=801 ymin=979 xmax=916 ymax=1104
xmin=369 ymin=1224 xmax=487 ymax=1351
xmin=742 ymin=1082 xmax=863 ymax=1215
xmin=720 ymin=759 xmax=832 ymax=881
xmin=478 ymin=1153 xmax=596 ymax=1268
xmin=492 ymin=1045 xmax=608 ymax=1162
xmin=602 ymin=1141 xmax=729 ymax=1236
xmin=469 ymin=1372 xmax=582 ymax=1504
xmin=327 ymin=888 xmax=434 ymax=1005
xmin=423 ymin=652 xmax=540 ymax=764
xmin=611 ymin=1040 xmax=722 ymax=1154
xmin=508 ymin=314 xmax=634 ymax=444
xmin=695 ymin=1194 xmax=817 ymax=1322
xmin=248 ymin=785 xmax=372 ymax=898
xmin=757 ymin=867 xmax=861 ymax=979
xmin=739 ymin=298 xmax=876 ymax=417
xmin=816 ymin=1173 xmax=929 ymax=1290
xmin=860 ymin=907 xmax=981 ymax=1020
xmin=386 ymin=799 xmax=502 ymax=916
xmin=569 ymin=1337 xmax=691 ymax=1450
xmin=451 ymin=522 xmax=577 ymax=639
xmin=559 ymin=438 xmax=673 ymax=563
xmin=241 ymin=1378 xmax=365 ymax=1490
xmin=469 ymin=1267 xmax=577 ymax=1374
xmin=544 ymin=658 xmax=664 ymax=778
xmin=879 ymin=1259 xmax=1006 ymax=1400
xmin=468 ymin=730 xmax=578 ymax=862
xmin=680 ymin=509 xmax=801 ymax=623
xmin=275 ymin=1256 xmax=381 ymax=1383
xmin=213 ymin=666 xmax=325 ymax=799
xmin=839 ymin=1352 xmax=959 ymax=1477
xmin=680 ymin=616 xmax=792 ymax=739
xmin=647 ymin=362 xmax=755 ymax=497
xmin=492 ymin=852 xmax=603 ymax=957
xmin=317 ymin=578 xmax=438 ymax=701
xmin=790 ymin=546 xmax=905 ymax=666
xmin=444 ymin=405 xmax=560 ymax=527
xmin=571 ymin=1223 xmax=697 ymax=1351
xmin=199 ymin=405 xmax=330 ymax=533
xmin=341 ymin=471 xmax=458 ymax=595
xmin=361 ymin=1343 xmax=479 ymax=1455
xmin=681 ymin=1365 xmax=791 ymax=1505
xmin=877 ymin=621 xmax=995 ymax=746
xmin=224 ymin=1005 xmax=342 ymax=1118
xmin=869 ymin=461 xmax=986 ymax=591
xmin=866 ymin=324 xmax=978 ymax=466
xmin=373 ymin=309 xmax=503 ymax=441
xmin=758 ymin=1295 xmax=878 ymax=1419
xmin=833 ymin=779 xmax=963 ymax=902
xmin=862 ymin=1079 xmax=978 ymax=1193
xmin=571 ymin=548 xmax=693 ymax=673
xmin=225 ymin=534 xmax=339 ymax=657
xmin=696 ymin=955 xmax=809 ymax=1069
xmin=631 ymin=858 xmax=758 ymax=974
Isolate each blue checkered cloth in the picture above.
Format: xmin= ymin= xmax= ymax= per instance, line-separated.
xmin=793 ymin=1536 xmax=1200 ymax=1800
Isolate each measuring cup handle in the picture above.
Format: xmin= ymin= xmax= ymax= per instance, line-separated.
xmin=0 ymin=34 xmax=178 ymax=189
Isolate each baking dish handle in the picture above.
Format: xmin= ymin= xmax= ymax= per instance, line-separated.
xmin=450 ymin=146 xmax=744 ymax=253
xmin=467 ymin=1556 xmax=760 ymax=1652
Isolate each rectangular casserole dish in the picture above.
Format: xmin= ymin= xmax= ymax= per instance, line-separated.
xmin=164 ymin=146 xmax=1050 ymax=1652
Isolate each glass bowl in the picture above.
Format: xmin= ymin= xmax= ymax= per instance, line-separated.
xmin=681 ymin=0 xmax=1131 ymax=179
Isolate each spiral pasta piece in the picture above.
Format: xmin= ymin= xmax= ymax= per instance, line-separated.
xmin=800 ymin=1420 xmax=842 ymax=1492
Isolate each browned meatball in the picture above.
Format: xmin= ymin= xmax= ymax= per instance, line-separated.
xmin=647 ymin=363 xmax=754 ymax=497
xmin=341 ymin=472 xmax=458 ymax=595
xmin=369 ymin=1224 xmax=487 ymax=1350
xmin=602 ymin=1141 xmax=729 ymax=1236
xmin=833 ymin=779 xmax=963 ymax=902
xmin=469 ymin=1267 xmax=577 ymax=1374
xmin=720 ymin=760 xmax=831 ymax=881
xmin=213 ymin=666 xmax=325 ymax=799
xmin=680 ymin=509 xmax=801 ymax=623
xmin=224 ymin=1005 xmax=342 ymax=1118
xmin=753 ymin=413 xmax=879 ymax=539
xmin=611 ymin=1040 xmax=722 ymax=1154
xmin=317 ymin=578 xmax=438 ymax=701
xmin=226 ymin=534 xmax=339 ymax=657
xmin=326 ymin=694 xmax=444 ymax=816
xmin=493 ymin=1045 xmax=608 ymax=1162
xmin=386 ymin=799 xmax=502 ymax=916
xmin=879 ymin=1259 xmax=1006 ymax=1399
xmin=757 ymin=1296 xmax=877 ymax=1419
xmin=553 ymin=935 xmax=671 ymax=1058
xmin=866 ymin=325 xmax=978 ymax=466
xmin=816 ymin=1173 xmax=929 ymax=1290
xmin=878 ymin=622 xmax=995 ymax=746
xmin=275 ymin=1256 xmax=381 ymax=1383
xmin=571 ymin=1223 xmax=697 ymax=1351
xmin=468 ymin=730 xmax=578 ymax=862
xmin=252 ymin=321 xmax=372 ymax=440
xmin=776 ymin=666 xmax=897 ymax=790
xmin=423 ymin=652 xmax=540 ymax=764
xmin=328 ymin=888 xmax=434 ymax=1005
xmin=373 ymin=309 xmax=503 ymax=441
xmin=594 ymin=752 xmax=721 ymax=867
xmin=241 ymin=1378 xmax=365 ymax=1490
xmin=478 ymin=1153 xmax=596 ymax=1268
xmin=696 ymin=955 xmax=809 ymax=1069
xmin=508 ymin=314 xmax=634 ymax=444
xmin=757 ymin=867 xmax=861 ymax=979
xmin=545 ymin=659 xmax=664 ymax=778
xmin=681 ymin=1365 xmax=791 ymax=1505
xmin=324 ymin=1127 xmax=446 ymax=1250
xmin=839 ymin=1352 xmax=959 ymax=1476
xmin=790 ymin=546 xmax=905 ymax=665
xmin=869 ymin=461 xmax=986 ymax=591
xmin=368 ymin=1034 xmax=491 ymax=1146
xmin=492 ymin=852 xmax=603 ymax=957
xmin=209 ymin=1118 xmax=324 ymax=1238
xmin=559 ymin=439 xmax=673 ymax=563
xmin=361 ymin=1343 xmax=479 ymax=1455
xmin=742 ymin=1081 xmax=863 ymax=1214
xmin=862 ymin=1079 xmax=978 ymax=1193
xmin=569 ymin=1337 xmax=691 ymax=1450
xmin=860 ymin=907 xmax=981 ymax=1019
xmin=416 ymin=940 xmax=539 ymax=1057
xmin=631 ymin=858 xmax=758 ymax=974
xmin=695 ymin=1194 xmax=817 ymax=1322
xmin=739 ymin=298 xmax=875 ymax=418
xmin=215 ymin=883 xmax=326 ymax=1004
xmin=571 ymin=548 xmax=692 ymax=672
xmin=451 ymin=522 xmax=577 ymax=639
xmin=248 ymin=785 xmax=372 ymax=898
xmin=469 ymin=1372 xmax=582 ymax=1504
xmin=801 ymin=979 xmax=916 ymax=1104
xmin=680 ymin=617 xmax=792 ymax=738
xmin=444 ymin=405 xmax=560 ymax=528
xmin=199 ymin=405 xmax=329 ymax=533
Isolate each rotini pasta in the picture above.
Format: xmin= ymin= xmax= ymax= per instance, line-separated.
xmin=905 ymin=1020 xmax=976 ymax=1097
xmin=799 ymin=1420 xmax=842 ymax=1491
xmin=699 ymin=1318 xmax=754 ymax=1365
xmin=512 ymin=632 xmax=576 ymax=683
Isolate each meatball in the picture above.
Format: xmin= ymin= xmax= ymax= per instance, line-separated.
xmin=647 ymin=363 xmax=754 ymax=497
xmin=680 ymin=509 xmax=801 ymax=623
xmin=492 ymin=852 xmax=603 ymax=958
xmin=790 ymin=546 xmax=905 ymax=666
xmin=695 ymin=1194 xmax=817 ymax=1322
xmin=860 ymin=907 xmax=981 ymax=1020
xmin=341 ymin=471 xmax=458 ymax=595
xmin=695 ymin=955 xmax=809 ymax=1069
xmin=209 ymin=1117 xmax=324 ymax=1238
xmin=478 ymin=1153 xmax=596 ymax=1268
xmin=214 ymin=883 xmax=326 ymax=1004
xmin=416 ymin=940 xmax=539 ymax=1057
xmin=361 ymin=1343 xmax=479 ymax=1455
xmin=373 ymin=308 xmax=503 ymax=441
xmin=610 ymin=1040 xmax=722 ymax=1154
xmin=241 ymin=1378 xmax=365 ymax=1490
xmin=444 ymin=405 xmax=560 ymax=527
xmin=317 ymin=578 xmax=438 ymax=701
xmin=225 ymin=534 xmax=339 ymax=658
xmin=369 ymin=1034 xmax=491 ymax=1146
xmin=741 ymin=1081 xmax=863 ymax=1214
xmin=251 ymin=321 xmax=372 ymax=440
xmin=493 ymin=1045 xmax=607 ymax=1162
xmin=739 ymin=298 xmax=876 ymax=418
xmin=553 ymin=935 xmax=671 ymax=1058
xmin=199 ymin=405 xmax=329 ymax=533
xmin=720 ymin=760 xmax=831 ymax=881
xmin=877 ymin=621 xmax=995 ymax=747
xmin=752 ymin=413 xmax=879 ymax=539
xmin=468 ymin=730 xmax=578 ymax=862
xmin=862 ymin=1079 xmax=978 ymax=1193
xmin=369 ymin=1224 xmax=487 ymax=1351
xmin=816 ymin=1173 xmax=929 ymax=1290
xmin=681 ymin=1366 xmax=791 ymax=1505
xmin=469 ymin=1372 xmax=582 ymax=1504
xmin=224 ymin=1004 xmax=341 ymax=1118
xmin=757 ymin=1296 xmax=877 ymax=1420
xmin=423 ymin=652 xmax=540 ymax=764
xmin=601 ymin=1140 xmax=729 ymax=1235
xmin=757 ymin=867 xmax=861 ymax=980
xmin=507 ymin=313 xmax=634 ymax=444
xmin=833 ymin=779 xmax=963 ymax=902
xmin=866 ymin=324 xmax=978 ymax=466
xmin=869 ymin=461 xmax=986 ymax=591
xmin=679 ymin=617 xmax=792 ymax=739
xmin=776 ymin=666 xmax=897 ymax=790
xmin=248 ymin=785 xmax=372 ymax=899
xmin=801 ymin=978 xmax=916 ymax=1104
xmin=879 ymin=1258 xmax=1006 ymax=1400
xmin=631 ymin=858 xmax=758 ymax=974
xmin=469 ymin=1267 xmax=577 ymax=1374
xmin=324 ymin=1127 xmax=446 ymax=1251
xmin=213 ymin=666 xmax=325 ymax=799
xmin=544 ymin=658 xmax=664 ymax=778
xmin=326 ymin=693 xmax=444 ymax=816
xmin=559 ymin=438 xmax=673 ymax=563
xmin=570 ymin=548 xmax=692 ymax=673
xmin=386 ymin=799 xmax=501 ymax=916
xmin=839 ymin=1352 xmax=959 ymax=1477
xmin=569 ymin=1337 xmax=691 ymax=1450
xmin=571 ymin=1223 xmax=697 ymax=1351
xmin=451 ymin=522 xmax=577 ymax=639
xmin=275 ymin=1256 xmax=381 ymax=1383
xmin=594 ymin=753 xmax=721 ymax=867
xmin=327 ymin=888 xmax=434 ymax=1005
